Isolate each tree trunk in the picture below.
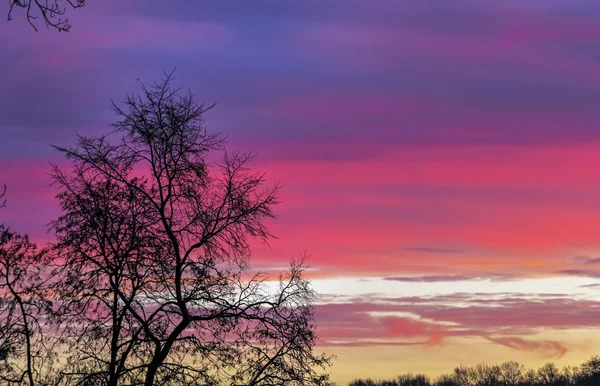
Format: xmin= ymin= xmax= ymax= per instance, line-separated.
xmin=143 ymin=319 xmax=190 ymax=386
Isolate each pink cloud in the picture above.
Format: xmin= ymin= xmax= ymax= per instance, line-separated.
xmin=313 ymin=295 xmax=589 ymax=357
xmin=314 ymin=303 xmax=446 ymax=346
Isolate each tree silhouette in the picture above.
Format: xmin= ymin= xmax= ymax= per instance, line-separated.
xmin=397 ymin=373 xmax=431 ymax=386
xmin=0 ymin=198 xmax=54 ymax=386
xmin=578 ymin=356 xmax=600 ymax=386
xmin=50 ymin=71 xmax=332 ymax=385
xmin=49 ymin=176 xmax=163 ymax=385
xmin=7 ymin=0 xmax=85 ymax=32
xmin=498 ymin=361 xmax=526 ymax=386
xmin=347 ymin=357 xmax=600 ymax=386
xmin=537 ymin=363 xmax=560 ymax=386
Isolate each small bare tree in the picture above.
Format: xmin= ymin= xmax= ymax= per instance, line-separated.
xmin=0 ymin=223 xmax=53 ymax=385
xmin=50 ymin=175 xmax=163 ymax=386
xmin=534 ymin=363 xmax=561 ymax=386
xmin=498 ymin=361 xmax=525 ymax=385
xmin=7 ymin=0 xmax=85 ymax=32
xmin=51 ymin=71 xmax=332 ymax=385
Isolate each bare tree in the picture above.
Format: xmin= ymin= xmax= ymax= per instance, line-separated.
xmin=7 ymin=0 xmax=85 ymax=32
xmin=0 ymin=225 xmax=53 ymax=386
xmin=471 ymin=364 xmax=500 ymax=386
xmin=498 ymin=361 xmax=525 ymax=385
xmin=580 ymin=356 xmax=600 ymax=378
xmin=397 ymin=373 xmax=431 ymax=386
xmin=562 ymin=366 xmax=580 ymax=386
xmin=537 ymin=363 xmax=560 ymax=386
xmin=451 ymin=366 xmax=473 ymax=386
xmin=51 ymin=71 xmax=332 ymax=386
xmin=50 ymin=175 xmax=162 ymax=386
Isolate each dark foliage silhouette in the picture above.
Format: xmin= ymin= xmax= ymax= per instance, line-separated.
xmin=7 ymin=0 xmax=84 ymax=32
xmin=348 ymin=357 xmax=600 ymax=386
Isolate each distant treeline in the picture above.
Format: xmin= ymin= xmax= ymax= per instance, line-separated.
xmin=348 ymin=356 xmax=600 ymax=386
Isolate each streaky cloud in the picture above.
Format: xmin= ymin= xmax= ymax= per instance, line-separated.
xmin=557 ymin=269 xmax=600 ymax=278
xmin=383 ymin=273 xmax=516 ymax=283
xmin=571 ymin=255 xmax=600 ymax=265
xmin=403 ymin=247 xmax=465 ymax=254
xmin=484 ymin=336 xmax=567 ymax=359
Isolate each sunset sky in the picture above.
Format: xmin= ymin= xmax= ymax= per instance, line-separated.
xmin=2 ymin=1 xmax=600 ymax=384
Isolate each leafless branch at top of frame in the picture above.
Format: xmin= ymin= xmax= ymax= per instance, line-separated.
xmin=7 ymin=0 xmax=85 ymax=32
